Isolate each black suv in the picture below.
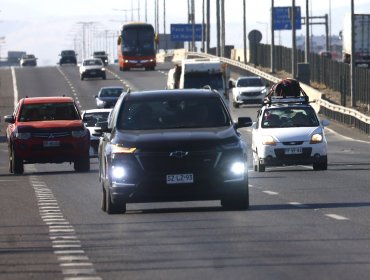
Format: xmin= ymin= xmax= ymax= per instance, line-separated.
xmin=98 ymin=89 xmax=253 ymax=214
xmin=59 ymin=50 xmax=77 ymax=65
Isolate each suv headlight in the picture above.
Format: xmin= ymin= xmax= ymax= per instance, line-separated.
xmin=72 ymin=130 xmax=88 ymax=138
xmin=15 ymin=132 xmax=31 ymax=140
xmin=112 ymin=144 xmax=136 ymax=154
xmin=230 ymin=162 xmax=245 ymax=175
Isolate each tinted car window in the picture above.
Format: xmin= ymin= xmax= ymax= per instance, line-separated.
xmin=117 ymin=96 xmax=230 ymax=130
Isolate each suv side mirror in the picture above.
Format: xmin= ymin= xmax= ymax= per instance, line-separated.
xmin=235 ymin=117 xmax=253 ymax=129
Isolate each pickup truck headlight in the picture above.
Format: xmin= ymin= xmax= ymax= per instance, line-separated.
xmin=72 ymin=130 xmax=88 ymax=138
xmin=15 ymin=132 xmax=31 ymax=140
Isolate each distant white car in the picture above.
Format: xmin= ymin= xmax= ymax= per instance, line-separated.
xmin=232 ymin=76 xmax=267 ymax=108
xmin=79 ymin=58 xmax=106 ymax=80
xmin=81 ymin=109 xmax=112 ymax=157
xmin=20 ymin=54 xmax=37 ymax=67
xmin=251 ymin=96 xmax=330 ymax=172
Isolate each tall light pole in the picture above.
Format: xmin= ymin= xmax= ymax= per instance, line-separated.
xmin=243 ymin=0 xmax=247 ymax=63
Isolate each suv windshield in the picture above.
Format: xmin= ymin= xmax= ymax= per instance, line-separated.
xmin=117 ymin=97 xmax=230 ymax=130
xmin=238 ymin=78 xmax=263 ymax=87
xmin=261 ymin=106 xmax=319 ymax=128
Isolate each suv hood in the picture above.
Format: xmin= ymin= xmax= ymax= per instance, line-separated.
xmin=112 ymin=126 xmax=240 ymax=150
xmin=236 ymin=86 xmax=265 ymax=92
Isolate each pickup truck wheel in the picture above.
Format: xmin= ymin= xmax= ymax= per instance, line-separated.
xmin=74 ymin=155 xmax=90 ymax=172
xmin=11 ymin=149 xmax=24 ymax=174
xmin=106 ymin=189 xmax=126 ymax=214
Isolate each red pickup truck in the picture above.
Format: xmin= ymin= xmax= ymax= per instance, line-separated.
xmin=4 ymin=96 xmax=90 ymax=174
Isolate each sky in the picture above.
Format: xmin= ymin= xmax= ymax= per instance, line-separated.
xmin=1 ymin=0 xmax=370 ymax=66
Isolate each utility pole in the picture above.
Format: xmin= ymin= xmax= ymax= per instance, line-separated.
xmin=206 ymin=0 xmax=210 ymax=53
xmin=291 ymin=0 xmax=297 ymax=78
xmin=220 ymin=0 xmax=225 ymax=57
xmin=305 ymin=0 xmax=310 ymax=63
xmin=350 ymin=0 xmax=355 ymax=107
xmin=216 ymin=0 xmax=220 ymax=56
xmin=271 ymin=0 xmax=276 ymax=72
xmin=164 ymin=0 xmax=167 ymax=51
xmin=243 ymin=0 xmax=247 ymax=63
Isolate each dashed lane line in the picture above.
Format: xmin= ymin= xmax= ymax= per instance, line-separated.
xmin=27 ymin=164 xmax=102 ymax=280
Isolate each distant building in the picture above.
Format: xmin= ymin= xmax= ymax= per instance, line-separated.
xmin=296 ymin=35 xmax=342 ymax=60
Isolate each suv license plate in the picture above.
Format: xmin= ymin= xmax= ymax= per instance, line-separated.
xmin=166 ymin=174 xmax=194 ymax=184
xmin=43 ymin=141 xmax=60 ymax=147
xmin=285 ymin=147 xmax=302 ymax=154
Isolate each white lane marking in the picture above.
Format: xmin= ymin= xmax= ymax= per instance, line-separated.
xmin=11 ymin=67 xmax=19 ymax=108
xmin=326 ymin=127 xmax=370 ymax=144
xmin=29 ymin=174 xmax=101 ymax=280
xmin=54 ymin=250 xmax=85 ymax=255
xmin=262 ymin=190 xmax=279 ymax=195
xmin=325 ymin=214 xmax=349 ymax=220
xmin=288 ymin=202 xmax=308 ymax=208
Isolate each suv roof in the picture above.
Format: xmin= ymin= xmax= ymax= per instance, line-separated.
xmin=123 ymin=89 xmax=223 ymax=101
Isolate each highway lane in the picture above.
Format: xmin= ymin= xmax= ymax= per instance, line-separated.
xmin=1 ymin=65 xmax=370 ymax=279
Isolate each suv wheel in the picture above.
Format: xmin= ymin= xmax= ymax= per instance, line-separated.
xmin=74 ymin=155 xmax=90 ymax=172
xmin=106 ymin=189 xmax=126 ymax=214
xmin=221 ymin=185 xmax=250 ymax=210
xmin=101 ymin=184 xmax=107 ymax=212
xmin=233 ymin=101 xmax=239 ymax=108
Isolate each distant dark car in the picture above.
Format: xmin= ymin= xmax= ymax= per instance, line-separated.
xmin=59 ymin=50 xmax=77 ymax=65
xmin=95 ymin=86 xmax=125 ymax=108
xmin=93 ymin=51 xmax=109 ymax=65
xmin=97 ymin=89 xmax=253 ymax=214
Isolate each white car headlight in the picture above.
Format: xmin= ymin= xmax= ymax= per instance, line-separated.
xmin=310 ymin=133 xmax=323 ymax=143
xmin=261 ymin=135 xmax=276 ymax=145
xmin=16 ymin=132 xmax=31 ymax=140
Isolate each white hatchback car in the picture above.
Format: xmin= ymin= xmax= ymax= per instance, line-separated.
xmin=252 ymin=96 xmax=330 ymax=172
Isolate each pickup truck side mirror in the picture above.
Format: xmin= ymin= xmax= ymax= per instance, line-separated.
xmin=4 ymin=115 xmax=15 ymax=124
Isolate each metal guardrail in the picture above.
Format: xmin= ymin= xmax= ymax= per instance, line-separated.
xmin=187 ymin=51 xmax=370 ymax=134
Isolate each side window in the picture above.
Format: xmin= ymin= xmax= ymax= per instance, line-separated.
xmin=108 ymin=95 xmax=124 ymax=129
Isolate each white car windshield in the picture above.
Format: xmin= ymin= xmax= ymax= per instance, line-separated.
xmin=262 ymin=107 xmax=319 ymax=128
